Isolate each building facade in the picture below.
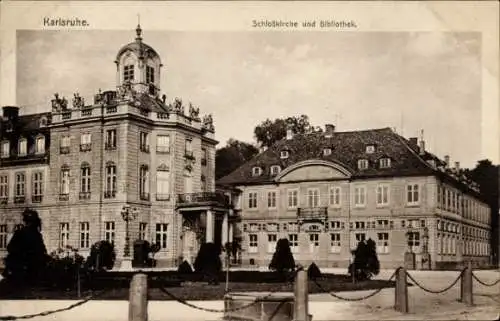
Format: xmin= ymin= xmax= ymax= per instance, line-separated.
xmin=218 ymin=126 xmax=492 ymax=270
xmin=0 ymin=25 xmax=234 ymax=268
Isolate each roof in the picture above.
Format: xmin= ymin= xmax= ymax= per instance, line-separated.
xmin=1 ymin=112 xmax=51 ymax=137
xmin=216 ymin=127 xmax=470 ymax=189
xmin=115 ymin=41 xmax=160 ymax=63
xmin=134 ymin=93 xmax=169 ymax=113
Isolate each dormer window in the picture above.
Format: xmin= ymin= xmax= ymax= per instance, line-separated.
xmin=39 ymin=117 xmax=48 ymax=128
xmin=280 ymin=150 xmax=289 ymax=159
xmin=1 ymin=141 xmax=9 ymax=158
xmin=357 ymin=159 xmax=369 ymax=170
xmin=379 ymin=158 xmax=391 ymax=168
xmin=323 ymin=148 xmax=332 ymax=156
xmin=366 ymin=145 xmax=376 ymax=154
xmin=35 ymin=136 xmax=45 ymax=154
xmin=252 ymin=167 xmax=263 ymax=177
xmin=18 ymin=138 xmax=27 ymax=156
xmin=270 ymin=165 xmax=281 ymax=176
xmin=123 ymin=64 xmax=134 ymax=82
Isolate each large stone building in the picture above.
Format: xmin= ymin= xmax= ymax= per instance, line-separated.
xmin=217 ymin=126 xmax=493 ymax=269
xmin=0 ymin=25 xmax=235 ymax=268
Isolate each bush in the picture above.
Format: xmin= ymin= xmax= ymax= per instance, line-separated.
xmin=348 ymin=238 xmax=380 ymax=281
xmin=44 ymin=247 xmax=85 ymax=289
xmin=178 ymin=260 xmax=194 ymax=274
xmin=307 ymin=262 xmax=322 ymax=280
xmin=133 ymin=240 xmax=150 ymax=268
xmin=2 ymin=209 xmax=49 ymax=285
xmin=85 ymin=240 xmax=116 ymax=271
xmin=269 ymin=238 xmax=295 ymax=273
xmin=193 ymin=242 xmax=222 ymax=285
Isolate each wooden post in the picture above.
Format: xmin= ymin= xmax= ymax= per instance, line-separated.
xmin=394 ymin=268 xmax=408 ymax=313
xmin=77 ymin=266 xmax=81 ymax=298
xmin=129 ymin=273 xmax=148 ymax=321
xmin=293 ymin=268 xmax=309 ymax=321
xmin=460 ymin=261 xmax=473 ymax=306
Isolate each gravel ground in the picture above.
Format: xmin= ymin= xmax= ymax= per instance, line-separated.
xmin=0 ymin=269 xmax=498 ymax=321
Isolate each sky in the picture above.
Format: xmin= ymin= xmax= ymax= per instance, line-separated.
xmin=16 ymin=29 xmax=482 ymax=168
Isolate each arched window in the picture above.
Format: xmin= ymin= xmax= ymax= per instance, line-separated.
xmin=18 ymin=137 xmax=27 ymax=156
xmin=35 ymin=135 xmax=45 ymax=154
xmin=139 ymin=165 xmax=150 ymax=200
xmin=105 ymin=162 xmax=117 ymax=198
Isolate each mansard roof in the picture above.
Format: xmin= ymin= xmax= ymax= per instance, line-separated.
xmin=217 ymin=127 xmax=482 ymax=198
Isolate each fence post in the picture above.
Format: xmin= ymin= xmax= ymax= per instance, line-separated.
xmin=129 ymin=273 xmax=148 ymax=321
xmin=460 ymin=261 xmax=473 ymax=306
xmin=293 ymin=268 xmax=309 ymax=321
xmin=394 ymin=267 xmax=408 ymax=313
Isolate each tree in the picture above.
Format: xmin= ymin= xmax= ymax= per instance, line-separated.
xmin=2 ymin=209 xmax=49 ymax=284
xmin=215 ymin=139 xmax=259 ymax=179
xmin=307 ymin=262 xmax=322 ymax=280
xmin=254 ymin=115 xmax=318 ymax=149
xmin=466 ymin=159 xmax=500 ymax=265
xmin=269 ymin=238 xmax=295 ymax=274
xmin=193 ymin=242 xmax=222 ymax=285
xmin=85 ymin=240 xmax=116 ymax=271
xmin=348 ymin=239 xmax=380 ymax=281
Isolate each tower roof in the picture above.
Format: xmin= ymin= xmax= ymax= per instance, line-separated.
xmin=115 ymin=24 xmax=161 ymax=64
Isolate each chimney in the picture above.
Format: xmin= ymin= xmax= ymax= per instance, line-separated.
xmin=286 ymin=127 xmax=293 ymax=140
xmin=2 ymin=106 xmax=20 ymax=120
xmin=409 ymin=137 xmax=418 ymax=146
xmin=325 ymin=124 xmax=335 ymax=137
xmin=444 ymin=155 xmax=450 ymax=168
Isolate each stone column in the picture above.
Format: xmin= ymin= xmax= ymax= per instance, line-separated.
xmin=222 ymin=212 xmax=229 ymax=246
xmin=206 ymin=210 xmax=214 ymax=243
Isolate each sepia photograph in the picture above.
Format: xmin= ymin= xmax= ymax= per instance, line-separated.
xmin=0 ymin=1 xmax=499 ymax=321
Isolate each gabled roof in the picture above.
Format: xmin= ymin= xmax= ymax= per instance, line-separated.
xmin=217 ymin=127 xmax=436 ymax=186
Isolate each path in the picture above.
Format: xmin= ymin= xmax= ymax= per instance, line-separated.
xmin=0 ymin=269 xmax=498 ymax=320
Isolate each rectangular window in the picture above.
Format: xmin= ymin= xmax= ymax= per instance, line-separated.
xmin=60 ymin=135 xmax=70 ymax=154
xmin=248 ymin=192 xmax=258 ymax=209
xmin=309 ymin=233 xmax=319 ymax=253
xmin=79 ymin=222 xmax=90 ymax=248
xmin=330 ymin=233 xmax=341 ymax=253
xmin=0 ymin=175 xmax=8 ymax=200
xmin=146 ymin=66 xmax=154 ymax=84
xmin=1 ymin=141 xmax=9 ymax=158
xmin=139 ymin=166 xmax=150 ymax=200
xmin=80 ymin=166 xmax=91 ymax=194
xmin=377 ymin=232 xmax=389 ymax=254
xmin=105 ymin=221 xmax=115 ymax=244
xmin=407 ymin=184 xmax=419 ymax=205
xmin=201 ymin=148 xmax=207 ymax=166
xmin=105 ymin=164 xmax=117 ymax=197
xmin=329 ymin=186 xmax=341 ymax=207
xmin=354 ymin=186 xmax=366 ymax=207
xmin=289 ymin=234 xmax=298 ymax=253
xmin=59 ymin=223 xmax=70 ymax=248
xmin=184 ymin=138 xmax=193 ymax=157
xmin=287 ymin=189 xmax=298 ymax=208
xmin=156 ymin=170 xmax=170 ymax=200
xmin=139 ymin=132 xmax=149 ymax=153
xmin=80 ymin=133 xmax=91 ymax=145
xmin=32 ymin=172 xmax=43 ymax=202
xmin=376 ymin=185 xmax=389 ymax=206
xmin=267 ymin=191 xmax=277 ymax=208
xmin=15 ymin=172 xmax=25 ymax=198
xmin=249 ymin=234 xmax=258 ymax=253
xmin=267 ymin=234 xmax=277 ymax=253
xmin=105 ymin=129 xmax=117 ymax=149
xmin=355 ymin=233 xmax=366 ymax=243
xmin=355 ymin=221 xmax=366 ymax=229
xmin=124 ymin=64 xmax=134 ymax=82
xmin=307 ymin=188 xmax=320 ymax=207
xmin=0 ymin=225 xmax=7 ymax=249
xmin=156 ymin=135 xmax=170 ymax=153
xmin=156 ymin=223 xmax=168 ymax=249
xmin=377 ymin=220 xmax=389 ymax=229
xmin=408 ymin=231 xmax=421 ymax=253
xmin=379 ymin=158 xmax=391 ymax=168
xmin=139 ymin=223 xmax=147 ymax=241
xmin=60 ymin=168 xmax=70 ymax=196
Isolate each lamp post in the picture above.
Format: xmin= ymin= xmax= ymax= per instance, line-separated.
xmin=120 ymin=205 xmax=138 ymax=270
xmin=422 ymin=227 xmax=429 ymax=253
xmin=421 ymin=227 xmax=431 ymax=270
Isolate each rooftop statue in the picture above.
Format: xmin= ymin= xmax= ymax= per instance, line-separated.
xmin=202 ymin=114 xmax=214 ymax=131
xmin=189 ymin=102 xmax=200 ymax=120
xmin=51 ymin=93 xmax=68 ymax=112
xmin=72 ymin=93 xmax=85 ymax=109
